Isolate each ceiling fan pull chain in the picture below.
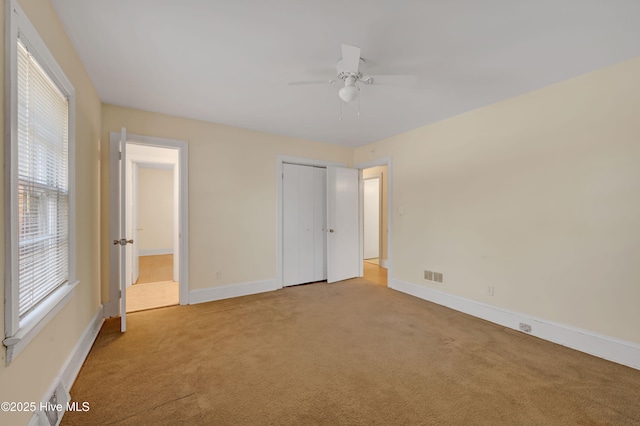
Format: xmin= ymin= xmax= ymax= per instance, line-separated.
xmin=358 ymin=91 xmax=361 ymax=117
xmin=339 ymin=99 xmax=343 ymax=121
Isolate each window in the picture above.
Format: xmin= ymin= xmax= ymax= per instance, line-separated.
xmin=4 ymin=0 xmax=76 ymax=363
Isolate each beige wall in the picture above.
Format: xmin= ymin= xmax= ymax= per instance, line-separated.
xmin=2 ymin=6 xmax=637 ymax=420
xmin=355 ymin=56 xmax=640 ymax=345
xmin=138 ymin=168 xmax=174 ymax=251
xmin=101 ymin=104 xmax=353 ymax=299
xmin=362 ymin=166 xmax=388 ymax=262
xmin=0 ymin=0 xmax=102 ymax=424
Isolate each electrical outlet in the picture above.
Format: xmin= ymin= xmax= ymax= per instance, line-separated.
xmin=215 ymin=271 xmax=222 ymax=279
xmin=487 ymin=286 xmax=494 ymax=296
xmin=424 ymin=270 xmax=433 ymax=281
xmin=519 ymin=323 xmax=532 ymax=333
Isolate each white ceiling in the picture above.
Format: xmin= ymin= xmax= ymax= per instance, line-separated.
xmin=51 ymin=0 xmax=640 ymax=148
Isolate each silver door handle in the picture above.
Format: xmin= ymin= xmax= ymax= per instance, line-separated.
xmin=113 ymin=239 xmax=134 ymax=246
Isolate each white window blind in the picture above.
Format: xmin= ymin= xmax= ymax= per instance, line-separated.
xmin=16 ymin=38 xmax=70 ymax=319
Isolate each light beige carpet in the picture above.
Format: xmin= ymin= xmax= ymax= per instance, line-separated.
xmin=63 ymin=278 xmax=640 ymax=425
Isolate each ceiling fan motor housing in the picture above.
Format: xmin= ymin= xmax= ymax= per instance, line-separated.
xmin=336 ymin=58 xmax=364 ymax=82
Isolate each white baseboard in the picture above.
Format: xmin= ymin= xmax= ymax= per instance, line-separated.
xmin=139 ymin=248 xmax=173 ymax=256
xmin=189 ymin=279 xmax=278 ymax=305
xmin=380 ymin=259 xmax=388 ymax=268
xmin=59 ymin=307 xmax=104 ymax=389
xmin=29 ymin=306 xmax=104 ymax=426
xmin=389 ymin=279 xmax=640 ymax=370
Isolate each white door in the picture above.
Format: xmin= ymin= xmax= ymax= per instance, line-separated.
xmin=118 ymin=128 xmax=129 ymax=331
xmin=363 ymin=178 xmax=380 ymax=259
xmin=313 ymin=167 xmax=327 ymax=281
xmin=327 ymin=166 xmax=360 ymax=283
xmin=282 ymin=164 xmax=327 ymax=286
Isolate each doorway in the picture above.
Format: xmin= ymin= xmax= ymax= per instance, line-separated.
xmin=363 ymin=177 xmax=380 ymax=262
xmin=126 ymin=155 xmax=178 ymax=312
xmin=361 ymin=163 xmax=390 ymax=286
xmin=108 ymin=131 xmax=189 ymax=325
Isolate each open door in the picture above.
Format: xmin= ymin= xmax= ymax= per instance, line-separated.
xmin=327 ymin=166 xmax=360 ymax=283
xmin=116 ymin=127 xmax=131 ymax=331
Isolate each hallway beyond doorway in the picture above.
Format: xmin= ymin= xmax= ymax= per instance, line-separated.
xmin=363 ymin=261 xmax=387 ymax=286
xmin=127 ymin=254 xmax=178 ymax=312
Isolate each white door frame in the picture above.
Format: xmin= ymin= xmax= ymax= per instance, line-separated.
xmin=276 ymin=155 xmax=347 ymax=289
xmin=106 ymin=132 xmax=189 ymax=318
xmin=356 ymin=157 xmax=393 ymax=285
xmin=131 ymin=161 xmax=140 ymax=285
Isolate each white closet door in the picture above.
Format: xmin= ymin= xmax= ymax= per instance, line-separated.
xmin=313 ymin=167 xmax=327 ymax=281
xmin=283 ymin=164 xmax=301 ymax=286
xmin=283 ymin=164 xmax=322 ymax=286
xmin=297 ymin=166 xmax=315 ymax=284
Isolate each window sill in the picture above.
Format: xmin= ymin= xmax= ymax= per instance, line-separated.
xmin=3 ymin=280 xmax=79 ymax=365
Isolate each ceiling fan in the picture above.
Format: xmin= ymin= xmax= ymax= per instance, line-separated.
xmin=288 ymin=44 xmax=416 ymax=107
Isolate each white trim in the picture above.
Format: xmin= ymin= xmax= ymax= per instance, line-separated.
xmin=136 ymin=162 xmax=173 ymax=170
xmin=4 ymin=0 xmax=77 ymax=363
xmin=355 ymin=157 xmax=393 ymax=285
xmin=139 ymin=248 xmax=174 ymax=256
xmin=28 ymin=307 xmax=103 ymax=426
xmin=131 ymin=163 xmax=140 ymax=284
xmin=106 ymin=132 xmax=189 ymax=318
xmin=389 ymin=278 xmax=640 ymax=370
xmin=276 ymin=155 xmax=347 ymax=289
xmin=189 ymin=280 xmax=278 ymax=305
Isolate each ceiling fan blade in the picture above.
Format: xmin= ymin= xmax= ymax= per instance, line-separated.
xmin=341 ymin=44 xmax=361 ymax=73
xmin=288 ymin=79 xmax=336 ymax=86
xmin=360 ymin=75 xmax=417 ymax=87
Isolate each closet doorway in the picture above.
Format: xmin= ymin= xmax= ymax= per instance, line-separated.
xmin=277 ymin=156 xmax=360 ymax=288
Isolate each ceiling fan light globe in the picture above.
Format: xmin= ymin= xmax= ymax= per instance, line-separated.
xmin=338 ymin=85 xmax=359 ymax=103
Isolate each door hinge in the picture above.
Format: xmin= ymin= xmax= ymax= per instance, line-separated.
xmin=114 ymin=238 xmax=134 ymax=246
xmin=119 ymin=290 xmax=122 ymax=299
xmin=119 ymin=151 xmax=122 ymax=160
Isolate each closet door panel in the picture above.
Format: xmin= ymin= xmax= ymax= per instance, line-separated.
xmin=314 ymin=167 xmax=327 ymax=281
xmin=284 ymin=164 xmax=320 ymax=286
xmin=297 ymin=165 xmax=316 ymax=284
xmin=283 ymin=164 xmax=300 ymax=286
